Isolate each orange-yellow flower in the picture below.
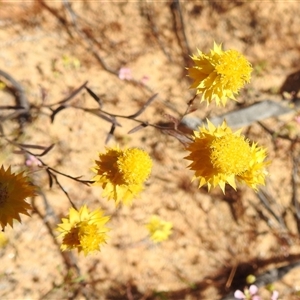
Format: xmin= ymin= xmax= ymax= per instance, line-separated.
xmin=0 ymin=165 xmax=35 ymax=230
xmin=185 ymin=120 xmax=268 ymax=193
xmin=57 ymin=205 xmax=110 ymax=256
xmin=187 ymin=42 xmax=252 ymax=106
xmin=92 ymin=147 xmax=152 ymax=205
xmin=146 ymin=215 xmax=173 ymax=243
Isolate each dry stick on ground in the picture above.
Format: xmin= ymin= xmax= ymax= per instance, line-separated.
xmin=258 ymin=120 xmax=300 ymax=143
xmin=142 ymin=2 xmax=173 ymax=62
xmin=61 ymin=0 xmax=181 ymax=115
xmin=170 ymin=0 xmax=192 ymax=67
xmin=258 ymin=121 xmax=300 ymax=233
xmin=291 ymin=154 xmax=300 ymax=232
xmin=256 ymin=188 xmax=287 ymax=230
xmin=249 ymin=198 xmax=294 ymax=252
xmin=37 ymin=0 xmax=74 ymax=38
xmin=0 ymin=69 xmax=30 ymax=132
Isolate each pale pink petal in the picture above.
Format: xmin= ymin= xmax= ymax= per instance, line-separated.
xmin=271 ymin=290 xmax=279 ymax=300
xmin=234 ymin=290 xmax=245 ymax=299
xmin=118 ymin=67 xmax=132 ymax=80
xmin=249 ymin=285 xmax=258 ymax=295
xmin=25 ymin=155 xmax=42 ymax=167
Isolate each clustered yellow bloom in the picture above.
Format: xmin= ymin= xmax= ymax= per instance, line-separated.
xmin=187 ymin=42 xmax=252 ymax=106
xmin=185 ymin=120 xmax=268 ymax=193
xmin=0 ymin=165 xmax=35 ymax=230
xmin=146 ymin=215 xmax=173 ymax=243
xmin=57 ymin=205 xmax=110 ymax=256
xmin=92 ymin=147 xmax=152 ymax=205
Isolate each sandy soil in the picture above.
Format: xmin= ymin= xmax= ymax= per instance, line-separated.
xmin=1 ymin=1 xmax=300 ymax=300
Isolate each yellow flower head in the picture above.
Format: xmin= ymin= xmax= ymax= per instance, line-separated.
xmin=146 ymin=215 xmax=173 ymax=243
xmin=0 ymin=165 xmax=35 ymax=230
xmin=185 ymin=120 xmax=268 ymax=193
xmin=92 ymin=147 xmax=153 ymax=205
xmin=57 ymin=205 xmax=110 ymax=256
xmin=187 ymin=42 xmax=252 ymax=106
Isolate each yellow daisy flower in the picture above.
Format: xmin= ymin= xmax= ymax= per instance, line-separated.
xmin=92 ymin=147 xmax=153 ymax=205
xmin=146 ymin=215 xmax=173 ymax=243
xmin=57 ymin=205 xmax=110 ymax=256
xmin=187 ymin=42 xmax=252 ymax=106
xmin=185 ymin=120 xmax=268 ymax=193
xmin=0 ymin=165 xmax=35 ymax=230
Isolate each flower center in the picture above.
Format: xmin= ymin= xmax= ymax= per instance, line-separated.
xmin=0 ymin=184 xmax=8 ymax=206
xmin=63 ymin=226 xmax=81 ymax=248
xmin=215 ymin=50 xmax=251 ymax=91
xmin=210 ymin=134 xmax=252 ymax=175
xmin=117 ymin=148 xmax=152 ymax=185
xmin=79 ymin=223 xmax=106 ymax=254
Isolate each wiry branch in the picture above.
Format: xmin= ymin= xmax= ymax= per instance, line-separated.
xmin=4 ymin=137 xmax=94 ymax=206
xmin=292 ymin=155 xmax=300 ymax=232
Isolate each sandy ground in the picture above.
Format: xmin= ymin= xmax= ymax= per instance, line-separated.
xmin=1 ymin=1 xmax=300 ymax=299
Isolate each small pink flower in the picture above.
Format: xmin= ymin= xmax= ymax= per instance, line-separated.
xmin=118 ymin=67 xmax=132 ymax=80
xmin=234 ymin=285 xmax=261 ymax=300
xmin=234 ymin=290 xmax=246 ymax=299
xmin=25 ymin=155 xmax=42 ymax=168
xmin=271 ymin=290 xmax=279 ymax=300
xmin=249 ymin=285 xmax=258 ymax=295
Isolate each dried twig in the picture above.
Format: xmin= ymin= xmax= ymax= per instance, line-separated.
xmin=292 ymin=155 xmax=300 ymax=232
xmin=46 ymin=81 xmax=88 ymax=107
xmin=38 ymin=0 xmax=74 ymax=38
xmin=62 ymin=0 xmax=181 ymax=114
xmin=142 ymin=2 xmax=173 ymax=62
xmin=0 ymin=69 xmax=30 ymax=128
xmin=256 ymin=188 xmax=287 ymax=229
xmin=258 ymin=120 xmax=300 ymax=143
xmin=170 ymin=0 xmax=191 ymax=67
